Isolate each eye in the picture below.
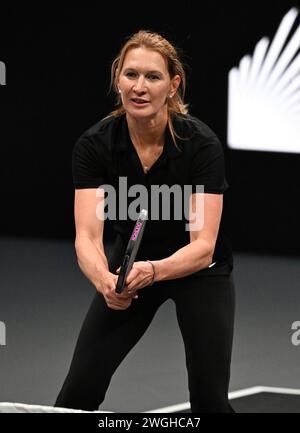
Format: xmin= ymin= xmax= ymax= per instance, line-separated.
xmin=147 ymin=74 xmax=160 ymax=80
xmin=125 ymin=71 xmax=137 ymax=78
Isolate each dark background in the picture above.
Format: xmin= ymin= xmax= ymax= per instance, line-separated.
xmin=1 ymin=2 xmax=299 ymax=254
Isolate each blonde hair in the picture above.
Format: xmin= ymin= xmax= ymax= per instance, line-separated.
xmin=108 ymin=30 xmax=189 ymax=147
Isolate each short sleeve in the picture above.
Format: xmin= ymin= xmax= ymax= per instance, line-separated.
xmin=72 ymin=137 xmax=108 ymax=189
xmin=190 ymin=135 xmax=229 ymax=194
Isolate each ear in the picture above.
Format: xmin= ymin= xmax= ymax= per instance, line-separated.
xmin=169 ymin=75 xmax=181 ymax=97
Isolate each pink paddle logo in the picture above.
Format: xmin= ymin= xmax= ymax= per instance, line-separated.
xmin=131 ymin=222 xmax=142 ymax=240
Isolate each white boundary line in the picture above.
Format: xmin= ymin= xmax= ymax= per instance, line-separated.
xmin=0 ymin=402 xmax=112 ymax=413
xmin=144 ymin=402 xmax=191 ymax=414
xmin=143 ymin=386 xmax=300 ymax=413
xmin=2 ymin=386 xmax=300 ymax=413
xmin=257 ymin=386 xmax=300 ymax=396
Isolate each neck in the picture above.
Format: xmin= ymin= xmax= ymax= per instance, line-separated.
xmin=126 ymin=112 xmax=168 ymax=149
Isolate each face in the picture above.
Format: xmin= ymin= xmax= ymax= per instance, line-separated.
xmin=117 ymin=47 xmax=180 ymax=121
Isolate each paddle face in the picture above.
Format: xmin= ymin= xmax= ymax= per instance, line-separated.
xmin=115 ymin=210 xmax=148 ymax=294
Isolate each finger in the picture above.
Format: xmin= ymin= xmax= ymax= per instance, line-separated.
xmin=126 ymin=284 xmax=135 ymax=293
xmin=127 ymin=278 xmax=142 ymax=292
xmin=125 ymin=267 xmax=139 ymax=286
xmin=126 ymin=276 xmax=139 ymax=290
xmin=107 ymin=297 xmax=131 ymax=308
xmin=114 ymin=287 xmax=131 ymax=297
xmin=113 ymin=290 xmax=133 ymax=302
xmin=117 ymin=293 xmax=132 ymax=301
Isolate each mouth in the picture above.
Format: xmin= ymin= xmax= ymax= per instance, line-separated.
xmin=130 ymin=98 xmax=150 ymax=106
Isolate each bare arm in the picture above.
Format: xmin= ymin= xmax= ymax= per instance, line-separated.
xmin=152 ymin=193 xmax=223 ymax=281
xmin=75 ymin=237 xmax=110 ymax=288
xmin=74 ymin=189 xmax=110 ymax=290
xmin=73 ymin=188 xmax=135 ymax=309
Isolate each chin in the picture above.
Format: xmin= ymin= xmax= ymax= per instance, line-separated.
xmin=126 ymin=107 xmax=156 ymax=120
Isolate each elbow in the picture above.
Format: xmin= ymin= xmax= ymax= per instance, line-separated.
xmin=74 ymin=235 xmax=89 ymax=255
xmin=200 ymin=240 xmax=215 ymax=269
xmin=193 ymin=238 xmax=215 ymax=270
xmin=74 ymin=238 xmax=81 ymax=257
xmin=74 ymin=239 xmax=84 ymax=267
xmin=206 ymin=252 xmax=214 ymax=268
xmin=207 ymin=242 xmax=216 ymax=267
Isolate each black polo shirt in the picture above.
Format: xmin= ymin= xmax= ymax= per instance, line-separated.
xmin=72 ymin=113 xmax=233 ymax=276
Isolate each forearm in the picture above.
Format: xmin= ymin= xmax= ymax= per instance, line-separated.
xmin=153 ymin=239 xmax=213 ymax=282
xmin=75 ymin=236 xmax=110 ymax=289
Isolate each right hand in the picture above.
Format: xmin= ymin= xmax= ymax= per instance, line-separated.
xmin=96 ymin=271 xmax=138 ymax=310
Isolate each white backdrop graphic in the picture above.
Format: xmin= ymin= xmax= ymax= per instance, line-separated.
xmin=228 ymin=8 xmax=300 ymax=153
xmin=0 ymin=321 xmax=6 ymax=346
xmin=0 ymin=61 xmax=6 ymax=85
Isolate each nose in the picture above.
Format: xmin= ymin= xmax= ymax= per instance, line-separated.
xmin=133 ymin=75 xmax=146 ymax=94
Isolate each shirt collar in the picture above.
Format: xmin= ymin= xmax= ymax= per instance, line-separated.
xmin=116 ymin=113 xmax=183 ymax=160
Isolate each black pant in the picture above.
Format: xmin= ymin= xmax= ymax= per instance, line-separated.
xmin=55 ymin=273 xmax=235 ymax=413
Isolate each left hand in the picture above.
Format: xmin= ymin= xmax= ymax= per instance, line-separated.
xmin=116 ymin=261 xmax=154 ymax=295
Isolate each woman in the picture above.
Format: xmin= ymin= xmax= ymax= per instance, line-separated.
xmin=55 ymin=30 xmax=235 ymax=413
